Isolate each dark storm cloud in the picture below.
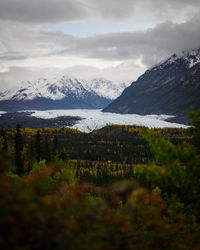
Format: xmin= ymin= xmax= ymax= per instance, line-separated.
xmin=0 ymin=0 xmax=200 ymax=23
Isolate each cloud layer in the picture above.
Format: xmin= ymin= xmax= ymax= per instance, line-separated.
xmin=2 ymin=17 xmax=200 ymax=66
xmin=0 ymin=0 xmax=200 ymax=23
xmin=0 ymin=0 xmax=200 ymax=90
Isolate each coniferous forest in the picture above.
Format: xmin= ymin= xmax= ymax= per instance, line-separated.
xmin=0 ymin=109 xmax=200 ymax=249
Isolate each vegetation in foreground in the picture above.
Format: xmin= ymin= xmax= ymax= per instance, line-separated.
xmin=0 ymin=109 xmax=200 ymax=249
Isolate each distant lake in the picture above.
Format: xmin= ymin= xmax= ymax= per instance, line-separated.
xmin=16 ymin=109 xmax=188 ymax=132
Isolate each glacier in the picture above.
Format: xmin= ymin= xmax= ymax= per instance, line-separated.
xmin=0 ymin=111 xmax=6 ymax=116
xmin=29 ymin=109 xmax=188 ymax=133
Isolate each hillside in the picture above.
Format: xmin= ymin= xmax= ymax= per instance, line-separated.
xmin=103 ymin=48 xmax=200 ymax=123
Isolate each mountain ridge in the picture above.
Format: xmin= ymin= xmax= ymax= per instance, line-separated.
xmin=0 ymin=77 xmax=128 ymax=111
xmin=103 ymin=48 xmax=200 ymax=123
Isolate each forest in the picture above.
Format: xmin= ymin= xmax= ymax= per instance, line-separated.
xmin=0 ymin=109 xmax=200 ymax=249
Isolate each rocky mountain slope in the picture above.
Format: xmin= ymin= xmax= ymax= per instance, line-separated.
xmin=103 ymin=48 xmax=200 ymax=123
xmin=0 ymin=77 xmax=127 ymax=111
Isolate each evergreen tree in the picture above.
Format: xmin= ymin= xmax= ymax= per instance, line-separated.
xmin=35 ymin=130 xmax=42 ymax=162
xmin=0 ymin=136 xmax=4 ymax=153
xmin=0 ymin=129 xmax=8 ymax=151
xmin=52 ymin=135 xmax=59 ymax=156
xmin=15 ymin=124 xmax=24 ymax=175
xmin=27 ymin=137 xmax=34 ymax=172
xmin=59 ymin=148 xmax=69 ymax=161
xmin=188 ymin=107 xmax=200 ymax=149
xmin=44 ymin=136 xmax=51 ymax=163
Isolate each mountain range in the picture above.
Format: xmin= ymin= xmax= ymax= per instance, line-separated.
xmin=0 ymin=77 xmax=127 ymax=111
xmin=0 ymin=48 xmax=200 ymax=124
xmin=103 ymin=48 xmax=200 ymax=123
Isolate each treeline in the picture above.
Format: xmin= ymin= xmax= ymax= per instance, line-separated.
xmin=2 ymin=124 xmax=192 ymax=170
xmin=0 ymin=123 xmax=193 ymax=185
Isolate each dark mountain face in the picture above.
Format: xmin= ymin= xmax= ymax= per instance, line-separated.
xmin=103 ymin=49 xmax=200 ymax=123
xmin=0 ymin=95 xmax=112 ymax=111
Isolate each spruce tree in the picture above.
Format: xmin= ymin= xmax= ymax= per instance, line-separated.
xmin=0 ymin=129 xmax=8 ymax=151
xmin=15 ymin=124 xmax=24 ymax=175
xmin=188 ymin=107 xmax=200 ymax=149
xmin=27 ymin=137 xmax=34 ymax=172
xmin=35 ymin=130 xmax=42 ymax=162
xmin=52 ymin=135 xmax=59 ymax=156
xmin=44 ymin=136 xmax=51 ymax=163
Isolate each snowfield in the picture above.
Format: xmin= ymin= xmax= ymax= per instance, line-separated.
xmin=29 ymin=109 xmax=188 ymax=132
xmin=0 ymin=111 xmax=6 ymax=116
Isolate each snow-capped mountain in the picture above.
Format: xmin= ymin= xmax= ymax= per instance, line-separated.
xmin=0 ymin=77 xmax=128 ymax=111
xmin=148 ymin=48 xmax=200 ymax=72
xmin=103 ymin=47 xmax=200 ymax=123
xmin=83 ymin=78 xmax=127 ymax=100
xmin=137 ymin=48 xmax=200 ymax=84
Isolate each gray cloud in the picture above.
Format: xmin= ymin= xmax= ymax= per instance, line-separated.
xmin=0 ymin=53 xmax=28 ymax=61
xmin=0 ymin=0 xmax=200 ymax=24
xmin=1 ymin=14 xmax=200 ymax=92
xmin=1 ymin=0 xmax=200 ymax=91
xmin=40 ymin=17 xmax=200 ymax=66
xmin=1 ymin=16 xmax=200 ymax=73
xmin=0 ymin=0 xmax=88 ymax=23
xmin=1 ymin=16 xmax=200 ymax=68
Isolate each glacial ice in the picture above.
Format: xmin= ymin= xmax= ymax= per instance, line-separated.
xmin=29 ymin=109 xmax=188 ymax=133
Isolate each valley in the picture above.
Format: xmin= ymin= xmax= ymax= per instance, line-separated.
xmin=0 ymin=109 xmax=187 ymax=130
xmin=0 ymin=50 xmax=199 ymax=250
xmin=1 ymin=1 xmax=200 ymax=249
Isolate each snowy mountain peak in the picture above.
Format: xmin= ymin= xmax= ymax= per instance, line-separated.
xmin=136 ymin=47 xmax=200 ymax=83
xmin=150 ymin=48 xmax=200 ymax=73
xmin=0 ymin=77 xmax=128 ymax=102
xmin=164 ymin=48 xmax=200 ymax=68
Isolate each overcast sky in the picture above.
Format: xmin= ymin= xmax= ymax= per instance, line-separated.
xmin=0 ymin=0 xmax=200 ymax=90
